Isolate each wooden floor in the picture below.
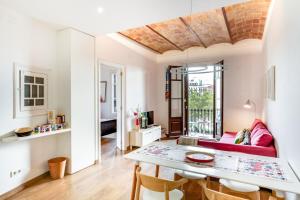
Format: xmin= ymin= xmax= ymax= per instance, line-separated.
xmin=6 ymin=138 xmax=272 ymax=200
xmin=6 ymin=138 xmax=174 ymax=200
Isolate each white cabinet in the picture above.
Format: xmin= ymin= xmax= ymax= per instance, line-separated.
xmin=57 ymin=29 xmax=95 ymax=174
xmin=130 ymin=126 xmax=161 ymax=148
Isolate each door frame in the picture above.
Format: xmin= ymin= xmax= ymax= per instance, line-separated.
xmin=219 ymin=60 xmax=224 ymax=137
xmin=95 ymin=59 xmax=126 ymax=162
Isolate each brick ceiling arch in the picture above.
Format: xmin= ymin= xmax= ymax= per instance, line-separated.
xmin=119 ymin=0 xmax=271 ymax=54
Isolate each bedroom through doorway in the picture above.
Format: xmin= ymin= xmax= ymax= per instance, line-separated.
xmin=98 ymin=62 xmax=123 ymax=157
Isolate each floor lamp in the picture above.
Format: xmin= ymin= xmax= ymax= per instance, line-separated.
xmin=244 ymin=99 xmax=256 ymax=119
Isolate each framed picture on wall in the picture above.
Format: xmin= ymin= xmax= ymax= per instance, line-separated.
xmin=14 ymin=63 xmax=49 ymax=118
xmin=100 ymin=81 xmax=107 ymax=103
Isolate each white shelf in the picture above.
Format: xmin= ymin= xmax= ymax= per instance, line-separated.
xmin=0 ymin=128 xmax=71 ymax=144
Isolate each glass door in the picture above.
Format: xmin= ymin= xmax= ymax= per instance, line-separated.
xmin=168 ymin=66 xmax=184 ymax=137
xmin=186 ymin=62 xmax=223 ymax=138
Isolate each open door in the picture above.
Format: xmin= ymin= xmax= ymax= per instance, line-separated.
xmin=168 ymin=66 xmax=184 ymax=137
xmin=115 ymin=70 xmax=122 ymax=149
xmin=213 ymin=61 xmax=224 ymax=138
xmin=98 ymin=62 xmax=124 ymax=155
xmin=184 ymin=62 xmax=224 ymax=138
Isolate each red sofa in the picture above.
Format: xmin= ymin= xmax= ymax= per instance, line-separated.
xmin=197 ymin=119 xmax=277 ymax=157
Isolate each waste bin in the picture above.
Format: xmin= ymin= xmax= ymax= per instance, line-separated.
xmin=48 ymin=157 xmax=67 ymax=179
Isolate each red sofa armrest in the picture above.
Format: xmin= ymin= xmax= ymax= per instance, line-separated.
xmin=198 ymin=140 xmax=277 ymax=157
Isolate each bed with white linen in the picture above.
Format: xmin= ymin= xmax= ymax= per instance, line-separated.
xmin=101 ymin=118 xmax=116 ymax=136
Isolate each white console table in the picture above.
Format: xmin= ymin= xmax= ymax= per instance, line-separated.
xmin=130 ymin=126 xmax=161 ymax=149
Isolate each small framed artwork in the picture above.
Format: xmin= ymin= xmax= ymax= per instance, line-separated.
xmin=100 ymin=81 xmax=107 ymax=103
xmin=267 ymin=65 xmax=276 ymax=101
xmin=47 ymin=110 xmax=56 ymax=124
xmin=14 ymin=63 xmax=49 ymax=118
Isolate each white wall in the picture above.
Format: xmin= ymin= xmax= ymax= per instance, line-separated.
xmin=0 ymin=8 xmax=96 ymax=195
xmin=224 ymin=54 xmax=264 ymax=132
xmin=154 ymin=54 xmax=265 ymax=133
xmin=96 ymin=35 xmax=159 ymax=148
xmin=263 ymin=0 xmax=300 ymax=198
xmin=100 ymin=65 xmax=118 ymax=119
xmin=154 ymin=65 xmax=169 ymax=130
xmin=0 ymin=6 xmax=58 ymax=195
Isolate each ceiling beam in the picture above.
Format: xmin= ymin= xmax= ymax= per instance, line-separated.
xmin=145 ymin=25 xmax=183 ymax=51
xmin=118 ymin=32 xmax=162 ymax=54
xmin=221 ymin=7 xmax=233 ymax=44
xmin=179 ymin=17 xmax=207 ymax=48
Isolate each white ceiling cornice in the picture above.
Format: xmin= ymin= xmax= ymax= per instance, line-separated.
xmin=109 ymin=33 xmax=263 ymax=65
xmin=156 ymin=39 xmax=263 ymax=65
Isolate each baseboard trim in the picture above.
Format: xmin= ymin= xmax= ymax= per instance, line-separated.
xmin=0 ymin=172 xmax=49 ymax=200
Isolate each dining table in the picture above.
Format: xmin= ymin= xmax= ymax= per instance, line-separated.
xmin=124 ymin=141 xmax=300 ymax=200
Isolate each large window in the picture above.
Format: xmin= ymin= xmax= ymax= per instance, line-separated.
xmin=112 ymin=73 xmax=117 ymax=113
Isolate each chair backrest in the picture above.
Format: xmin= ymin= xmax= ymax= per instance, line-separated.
xmin=199 ymin=180 xmax=248 ymax=200
xmin=135 ymin=167 xmax=187 ymax=200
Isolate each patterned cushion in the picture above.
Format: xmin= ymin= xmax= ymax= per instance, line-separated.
xmin=240 ymin=130 xmax=251 ymax=145
xmin=234 ymin=130 xmax=245 ymax=144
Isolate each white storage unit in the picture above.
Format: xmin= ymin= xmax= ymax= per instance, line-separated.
xmin=130 ymin=126 xmax=161 ymax=149
xmin=57 ymin=29 xmax=95 ymax=174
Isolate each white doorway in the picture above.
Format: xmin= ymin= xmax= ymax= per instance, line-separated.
xmin=96 ymin=61 xmax=125 ymax=161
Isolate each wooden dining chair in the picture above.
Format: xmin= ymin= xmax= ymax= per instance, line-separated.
xmin=269 ymin=190 xmax=285 ymax=200
xmin=155 ymin=164 xmax=209 ymax=200
xmin=155 ymin=165 xmax=208 ymax=182
xmin=269 ymin=196 xmax=285 ymax=200
xmin=219 ymin=179 xmax=260 ymax=200
xmin=174 ymin=170 xmax=209 ymax=200
xmin=135 ymin=167 xmax=188 ymax=200
xmin=199 ymin=180 xmax=249 ymax=200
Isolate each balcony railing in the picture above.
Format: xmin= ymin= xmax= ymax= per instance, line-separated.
xmin=188 ymin=108 xmax=220 ymax=137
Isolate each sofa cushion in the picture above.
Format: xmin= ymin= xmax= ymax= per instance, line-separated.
xmin=251 ymin=126 xmax=273 ymax=147
xmin=234 ymin=130 xmax=245 ymax=144
xmin=250 ymin=119 xmax=265 ymax=131
xmin=250 ymin=122 xmax=267 ymax=138
xmin=250 ymin=119 xmax=273 ymax=147
xmin=219 ymin=132 xmax=236 ymax=144
xmin=240 ymin=130 xmax=251 ymax=145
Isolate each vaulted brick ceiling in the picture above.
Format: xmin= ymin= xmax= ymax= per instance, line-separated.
xmin=119 ymin=0 xmax=271 ymax=54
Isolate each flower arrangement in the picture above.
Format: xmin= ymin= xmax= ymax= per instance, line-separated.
xmin=132 ymin=106 xmax=141 ymax=130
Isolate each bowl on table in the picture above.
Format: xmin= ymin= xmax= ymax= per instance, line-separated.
xmin=14 ymin=127 xmax=33 ymax=137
